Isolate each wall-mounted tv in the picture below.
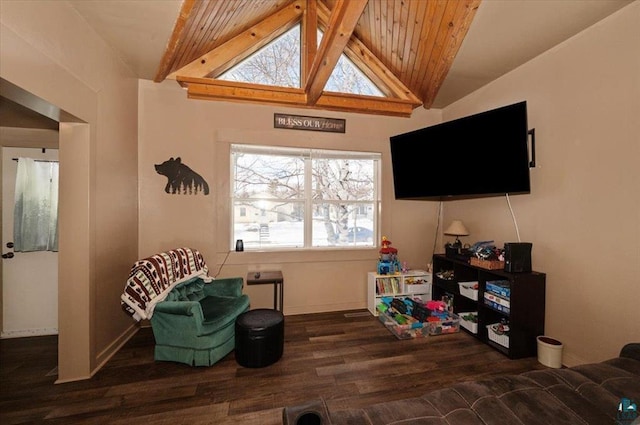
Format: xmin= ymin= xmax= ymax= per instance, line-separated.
xmin=390 ymin=101 xmax=531 ymax=200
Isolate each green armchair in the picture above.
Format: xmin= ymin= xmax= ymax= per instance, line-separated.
xmin=151 ymin=275 xmax=249 ymax=366
xmin=121 ymin=247 xmax=249 ymax=366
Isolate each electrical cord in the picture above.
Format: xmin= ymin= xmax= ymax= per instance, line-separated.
xmin=213 ymin=250 xmax=231 ymax=278
xmin=431 ymin=201 xmax=443 ymax=257
xmin=505 ymin=194 xmax=521 ymax=242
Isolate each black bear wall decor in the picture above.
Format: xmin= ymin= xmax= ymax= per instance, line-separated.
xmin=154 ymin=157 xmax=210 ymax=195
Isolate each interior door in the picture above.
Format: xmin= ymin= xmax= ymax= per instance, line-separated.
xmin=1 ymin=146 xmax=58 ymax=338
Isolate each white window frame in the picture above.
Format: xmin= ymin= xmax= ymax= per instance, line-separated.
xmin=230 ymin=144 xmax=381 ymax=250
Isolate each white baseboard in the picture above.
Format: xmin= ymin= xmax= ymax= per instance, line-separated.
xmin=1 ymin=328 xmax=58 ymax=338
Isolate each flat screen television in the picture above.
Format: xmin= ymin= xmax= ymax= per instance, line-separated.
xmin=390 ymin=101 xmax=531 ymax=200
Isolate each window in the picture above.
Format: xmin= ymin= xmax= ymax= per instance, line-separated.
xmin=219 ymin=26 xmax=301 ymax=88
xmin=231 ymin=144 xmax=380 ymax=250
xmin=218 ymin=24 xmax=384 ymax=97
xmin=13 ymin=157 xmax=59 ymax=252
xmin=317 ymin=29 xmax=384 ymax=97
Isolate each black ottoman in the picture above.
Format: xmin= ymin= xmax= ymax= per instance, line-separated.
xmin=235 ymin=308 xmax=284 ymax=368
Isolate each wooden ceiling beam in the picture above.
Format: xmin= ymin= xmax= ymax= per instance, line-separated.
xmin=154 ymin=0 xmax=197 ymax=82
xmin=301 ymin=0 xmax=318 ymax=86
xmin=178 ymin=76 xmax=414 ymax=117
xmin=305 ymin=0 xmax=368 ymax=105
xmin=316 ymin=92 xmax=414 ymax=117
xmin=316 ymin=1 xmax=420 ymax=105
xmin=180 ymin=76 xmax=307 ymax=105
xmin=421 ymin=0 xmax=480 ymax=108
xmin=168 ymin=0 xmax=305 ymax=80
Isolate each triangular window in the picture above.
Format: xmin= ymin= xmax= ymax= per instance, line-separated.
xmin=219 ymin=26 xmax=300 ymax=88
xmin=218 ymin=24 xmax=384 ymax=97
xmin=317 ymin=30 xmax=383 ymax=97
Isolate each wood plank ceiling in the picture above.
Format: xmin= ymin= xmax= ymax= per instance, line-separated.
xmin=155 ymin=0 xmax=480 ymax=117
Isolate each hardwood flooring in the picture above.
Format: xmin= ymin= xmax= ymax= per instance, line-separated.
xmin=0 ymin=309 xmax=546 ymax=424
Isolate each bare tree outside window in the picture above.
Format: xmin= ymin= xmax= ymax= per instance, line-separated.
xmin=220 ymin=26 xmax=300 ymax=87
xmin=232 ymin=145 xmax=380 ymax=250
xmin=219 ymin=25 xmax=384 ymax=97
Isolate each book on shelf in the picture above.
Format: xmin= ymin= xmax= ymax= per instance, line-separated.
xmin=377 ymin=276 xmax=400 ymax=295
xmin=486 ymin=280 xmax=511 ymax=298
xmin=484 ymin=292 xmax=511 ymax=314
xmin=483 ymin=292 xmax=511 ymax=308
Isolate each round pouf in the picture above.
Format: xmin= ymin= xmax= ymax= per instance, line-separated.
xmin=235 ymin=308 xmax=284 ymax=368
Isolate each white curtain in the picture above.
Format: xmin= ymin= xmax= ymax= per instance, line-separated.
xmin=13 ymin=157 xmax=59 ymax=252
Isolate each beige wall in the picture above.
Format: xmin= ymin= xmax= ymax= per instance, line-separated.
xmin=1 ymin=0 xmax=139 ymax=381
xmin=138 ymin=80 xmax=442 ymax=313
xmin=441 ymin=1 xmax=640 ymax=365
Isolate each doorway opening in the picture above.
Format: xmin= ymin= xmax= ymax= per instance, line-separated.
xmin=2 ymin=147 xmax=59 ymax=338
xmin=1 ymin=78 xmax=86 ymax=381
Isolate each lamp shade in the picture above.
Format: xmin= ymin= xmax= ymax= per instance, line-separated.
xmin=444 ymin=220 xmax=469 ymax=237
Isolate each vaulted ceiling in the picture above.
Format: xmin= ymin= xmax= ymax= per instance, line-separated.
xmin=2 ymin=0 xmax=634 ymax=126
xmin=154 ymin=0 xmax=480 ymax=117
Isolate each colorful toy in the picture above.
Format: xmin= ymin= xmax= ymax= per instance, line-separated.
xmin=377 ymin=236 xmax=401 ymax=275
xmin=426 ymin=300 xmax=447 ymax=312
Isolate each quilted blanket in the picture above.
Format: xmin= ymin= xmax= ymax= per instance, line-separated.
xmin=121 ymin=247 xmax=211 ymax=321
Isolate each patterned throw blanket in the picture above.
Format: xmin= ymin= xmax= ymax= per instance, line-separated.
xmin=121 ymin=247 xmax=211 ymax=321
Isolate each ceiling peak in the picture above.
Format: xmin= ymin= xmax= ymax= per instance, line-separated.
xmin=156 ymin=0 xmax=480 ymax=116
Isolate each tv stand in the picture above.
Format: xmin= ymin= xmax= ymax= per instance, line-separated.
xmin=432 ymin=254 xmax=546 ymax=359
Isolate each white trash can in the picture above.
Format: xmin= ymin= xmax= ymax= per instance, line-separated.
xmin=537 ymin=336 xmax=563 ymax=368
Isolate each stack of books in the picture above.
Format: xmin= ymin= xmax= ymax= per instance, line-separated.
xmin=483 ymin=280 xmax=510 ymax=314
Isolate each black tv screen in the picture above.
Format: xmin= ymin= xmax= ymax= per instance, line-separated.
xmin=390 ymin=101 xmax=531 ymax=200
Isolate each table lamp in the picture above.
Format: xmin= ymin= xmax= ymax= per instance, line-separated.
xmin=444 ymin=220 xmax=469 ymax=247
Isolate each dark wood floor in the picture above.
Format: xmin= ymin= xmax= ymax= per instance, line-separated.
xmin=0 ymin=309 xmax=547 ymax=424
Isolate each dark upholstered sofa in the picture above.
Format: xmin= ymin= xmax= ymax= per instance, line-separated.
xmin=283 ymin=343 xmax=640 ymax=425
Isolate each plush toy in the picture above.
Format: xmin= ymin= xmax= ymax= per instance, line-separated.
xmin=426 ymin=300 xmax=447 ymax=312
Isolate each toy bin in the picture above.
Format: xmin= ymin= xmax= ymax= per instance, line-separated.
xmin=458 ymin=281 xmax=479 ymax=301
xmin=426 ymin=314 xmax=460 ymax=336
xmin=470 ymin=257 xmax=504 ymax=270
xmin=459 ymin=312 xmax=478 ymax=334
xmin=403 ymin=273 xmax=432 ymax=294
xmin=404 ymin=282 xmax=430 ymax=294
xmin=487 ymin=323 xmax=509 ymax=348
xmin=377 ymin=308 xmax=429 ymax=340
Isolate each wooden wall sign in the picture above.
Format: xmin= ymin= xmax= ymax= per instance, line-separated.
xmin=274 ymin=113 xmax=345 ymax=133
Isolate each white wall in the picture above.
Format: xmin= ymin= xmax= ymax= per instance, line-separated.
xmin=442 ymin=1 xmax=640 ymax=365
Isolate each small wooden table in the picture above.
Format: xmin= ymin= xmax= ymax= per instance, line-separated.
xmin=246 ymin=271 xmax=284 ymax=312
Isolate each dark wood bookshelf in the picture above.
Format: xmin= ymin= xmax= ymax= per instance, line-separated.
xmin=432 ymin=254 xmax=546 ymax=359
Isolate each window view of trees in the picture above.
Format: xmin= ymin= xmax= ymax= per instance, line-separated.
xmin=219 ymin=25 xmax=383 ymax=97
xmin=220 ymin=26 xmax=301 ymax=88
xmin=224 ymin=24 xmax=383 ymax=250
xmin=232 ymin=145 xmax=380 ymax=250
